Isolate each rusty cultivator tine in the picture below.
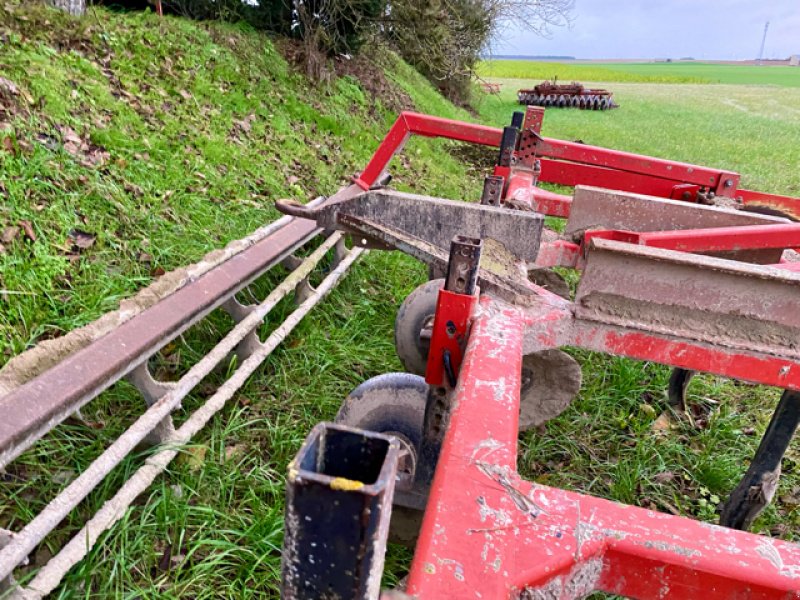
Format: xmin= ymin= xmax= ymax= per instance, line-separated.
xmin=720 ymin=389 xmax=800 ymax=530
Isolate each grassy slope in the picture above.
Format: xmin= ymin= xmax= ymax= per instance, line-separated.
xmin=0 ymin=4 xmax=474 ymax=597
xmin=1 ymin=4 xmax=799 ymax=598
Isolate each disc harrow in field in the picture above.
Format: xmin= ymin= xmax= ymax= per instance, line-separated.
xmin=518 ymin=79 xmax=618 ymax=110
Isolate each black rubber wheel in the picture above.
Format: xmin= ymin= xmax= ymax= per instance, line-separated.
xmin=335 ymin=373 xmax=429 ymax=546
xmin=394 ymin=279 xmax=443 ymax=375
xmin=335 ymin=372 xmax=427 ymax=448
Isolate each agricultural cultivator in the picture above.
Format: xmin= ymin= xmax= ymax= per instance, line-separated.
xmin=518 ymin=80 xmax=619 ymax=110
xmin=278 ymin=107 xmax=800 ymax=599
xmin=0 ymin=107 xmax=799 ymax=598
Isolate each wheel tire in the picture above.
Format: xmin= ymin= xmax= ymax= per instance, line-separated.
xmin=394 ymin=279 xmax=443 ymax=375
xmin=336 ymin=372 xmax=428 ymax=448
xmin=336 ymin=373 xmax=428 ymax=546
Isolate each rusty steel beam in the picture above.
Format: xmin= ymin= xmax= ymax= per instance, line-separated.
xmin=404 ymin=297 xmax=800 ymax=598
xmin=10 ymin=246 xmax=364 ymax=598
xmin=0 ymin=192 xmax=358 ymax=469
xmin=277 ymin=189 xmax=545 ymax=263
xmin=575 ymin=238 xmax=800 ymax=360
xmin=565 ymin=186 xmax=787 ymax=238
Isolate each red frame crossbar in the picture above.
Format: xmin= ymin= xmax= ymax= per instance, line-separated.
xmin=402 ymin=298 xmax=800 ymax=598
xmin=356 ymin=111 xmax=800 ymax=223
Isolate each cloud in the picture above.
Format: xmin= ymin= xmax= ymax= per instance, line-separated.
xmin=491 ymin=0 xmax=799 ymax=59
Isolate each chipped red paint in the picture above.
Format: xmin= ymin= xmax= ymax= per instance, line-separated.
xmin=424 ymin=289 xmax=478 ymax=387
xmin=584 ymin=223 xmax=800 ymax=254
xmin=405 ymin=297 xmax=800 ymax=598
xmin=354 ymin=112 xmax=800 ymax=225
xmin=534 ymin=240 xmax=581 ymax=268
xmin=355 ymin=111 xmax=800 ymax=597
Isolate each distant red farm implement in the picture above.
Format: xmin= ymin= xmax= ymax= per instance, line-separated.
xmin=518 ymin=79 xmax=619 ymax=110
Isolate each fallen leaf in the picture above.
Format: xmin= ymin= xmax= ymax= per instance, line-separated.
xmin=653 ymin=471 xmax=675 ymax=483
xmin=19 ymin=220 xmax=36 ymax=242
xmin=0 ymin=242 xmax=5 ymax=254
xmin=287 ymin=175 xmax=300 ymax=185
xmin=178 ymin=89 xmax=192 ymax=101
xmin=178 ymin=445 xmax=207 ymax=472
xmin=1 ymin=226 xmax=19 ymax=244
xmin=57 ymin=125 xmax=82 ymax=145
xmin=0 ymin=77 xmax=19 ymax=97
xmin=151 ymin=266 xmax=166 ymax=277
xmin=52 ymin=469 xmax=76 ymax=485
xmin=68 ymin=228 xmax=95 ymax=249
xmin=63 ymin=141 xmax=81 ymax=156
xmin=137 ymin=251 xmax=153 ymax=263
xmin=639 ymin=402 xmax=656 ymax=417
xmin=225 ymin=444 xmax=244 ymax=461
xmin=124 ymin=181 xmax=143 ymax=197
xmin=33 ymin=545 xmax=53 ymax=568
xmin=1 ymin=136 xmax=13 ymax=153
xmin=651 ymin=410 xmax=674 ymax=434
xmin=157 ymin=543 xmax=172 ymax=572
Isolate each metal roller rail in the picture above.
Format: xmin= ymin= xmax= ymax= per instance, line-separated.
xmin=0 ymin=188 xmax=363 ymax=592
xmin=14 ymin=245 xmax=365 ymax=598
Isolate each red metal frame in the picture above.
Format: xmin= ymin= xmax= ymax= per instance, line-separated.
xmin=424 ymin=289 xmax=477 ymax=387
xmin=356 ymin=110 xmax=800 ymax=222
xmin=358 ymin=110 xmax=800 ymax=597
xmin=402 ymin=297 xmax=800 ymax=598
xmin=584 ymin=222 xmax=800 ymax=253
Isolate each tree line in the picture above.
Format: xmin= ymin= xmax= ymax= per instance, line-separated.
xmin=49 ymin=0 xmax=572 ymax=104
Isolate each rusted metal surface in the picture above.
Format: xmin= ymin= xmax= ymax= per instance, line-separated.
xmin=335 ymin=214 xmax=547 ymax=306
xmin=575 ymin=238 xmax=800 ymax=359
xmin=0 ymin=192 xmax=343 ymax=469
xmin=565 ymin=185 xmax=787 ymax=240
xmin=282 ymin=423 xmax=399 ymax=600
xmin=518 ymin=80 xmax=619 ymax=110
xmin=402 ymin=297 xmax=800 ymax=598
xmin=5 ymin=242 xmax=365 ymax=597
xmin=277 ymin=189 xmax=545 ymax=263
xmin=480 ymin=175 xmax=505 ymax=207
xmin=272 ymin=109 xmax=800 ymax=598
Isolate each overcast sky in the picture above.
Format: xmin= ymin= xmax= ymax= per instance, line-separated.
xmin=492 ymin=0 xmax=800 ymax=60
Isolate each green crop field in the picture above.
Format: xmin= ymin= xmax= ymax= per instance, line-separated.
xmin=1 ymin=3 xmax=799 ymax=598
xmin=476 ymin=59 xmax=711 ymax=83
xmin=595 ymin=62 xmax=800 ymax=87
xmin=479 ymin=58 xmax=800 ymax=87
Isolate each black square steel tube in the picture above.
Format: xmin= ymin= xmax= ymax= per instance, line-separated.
xmin=282 ymin=423 xmax=399 ymax=600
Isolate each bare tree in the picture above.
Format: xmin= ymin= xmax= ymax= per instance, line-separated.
xmin=49 ymin=0 xmax=86 ymax=16
xmin=483 ymin=0 xmax=574 ymax=43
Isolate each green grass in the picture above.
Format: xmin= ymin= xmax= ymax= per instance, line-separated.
xmin=595 ymin=62 xmax=800 ymax=87
xmin=476 ymin=80 xmax=800 ymax=196
xmin=478 ymin=59 xmax=800 ymax=87
xmin=1 ymin=3 xmax=799 ymax=598
xmin=477 ymin=59 xmax=710 ymax=83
